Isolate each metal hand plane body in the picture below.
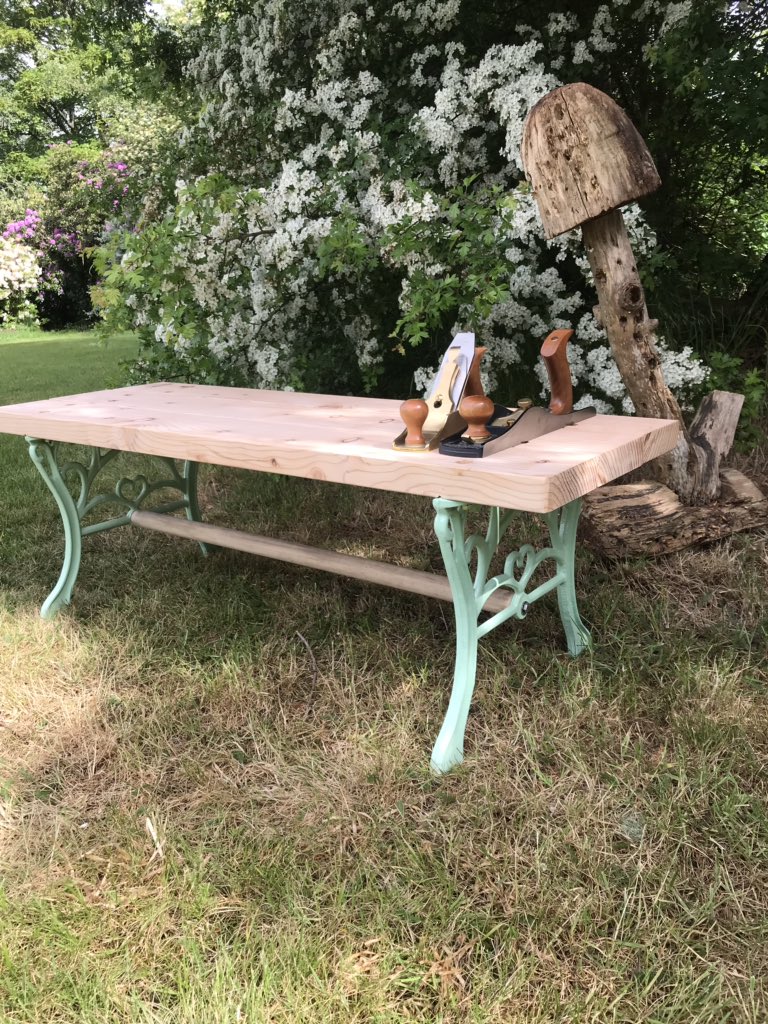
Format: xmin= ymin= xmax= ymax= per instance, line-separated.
xmin=392 ymin=332 xmax=477 ymax=452
xmin=438 ymin=400 xmax=595 ymax=458
xmin=438 ymin=329 xmax=595 ymax=458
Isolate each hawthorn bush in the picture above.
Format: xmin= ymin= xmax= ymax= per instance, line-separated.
xmin=97 ymin=0 xmax=764 ymax=408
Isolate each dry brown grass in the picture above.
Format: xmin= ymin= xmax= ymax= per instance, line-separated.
xmin=1 ymin=333 xmax=767 ymax=1021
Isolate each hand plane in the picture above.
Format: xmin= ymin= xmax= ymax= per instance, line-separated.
xmin=438 ymin=329 xmax=595 ymax=458
xmin=392 ymin=332 xmax=479 ymax=451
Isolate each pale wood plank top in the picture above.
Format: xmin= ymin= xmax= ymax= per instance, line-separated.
xmin=0 ymin=383 xmax=679 ymax=513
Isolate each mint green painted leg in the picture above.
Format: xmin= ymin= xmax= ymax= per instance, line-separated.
xmin=25 ymin=439 xmax=209 ymax=618
xmin=431 ymin=497 xmax=591 ymax=772
xmin=27 ymin=439 xmax=83 ymax=620
xmin=431 ymin=500 xmax=478 ymax=774
xmin=544 ymin=499 xmax=591 ymax=656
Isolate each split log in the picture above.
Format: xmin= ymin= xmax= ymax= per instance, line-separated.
xmin=688 ymin=391 xmax=745 ymax=502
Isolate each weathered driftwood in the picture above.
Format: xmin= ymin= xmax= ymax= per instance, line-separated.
xmin=520 ymin=82 xmax=660 ymax=237
xmin=580 ymin=470 xmax=768 ymax=557
xmin=688 ymin=391 xmax=746 ymax=502
xmin=580 ymin=211 xmax=738 ymax=504
xmin=522 ymin=83 xmax=761 ymax=538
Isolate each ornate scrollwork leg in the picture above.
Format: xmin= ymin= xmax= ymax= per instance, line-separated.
xmin=27 ymin=439 xmax=83 ymax=620
xmin=431 ymin=497 xmax=591 ymax=772
xmin=544 ymin=499 xmax=591 ymax=656
xmin=25 ymin=438 xmax=208 ymax=618
xmin=180 ymin=460 xmax=210 ymax=556
xmin=431 ymin=500 xmax=479 ymax=774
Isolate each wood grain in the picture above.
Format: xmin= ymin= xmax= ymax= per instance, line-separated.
xmin=540 ymin=329 xmax=574 ymax=415
xmin=521 ymin=83 xmax=752 ymax=509
xmin=688 ymin=390 xmax=745 ymax=501
xmin=0 ymin=383 xmax=680 ymax=513
xmin=581 ymin=470 xmax=768 ymax=556
xmin=521 ymin=82 xmax=661 ymax=238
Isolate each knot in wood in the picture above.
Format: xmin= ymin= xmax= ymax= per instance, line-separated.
xmin=618 ymin=279 xmax=645 ymax=313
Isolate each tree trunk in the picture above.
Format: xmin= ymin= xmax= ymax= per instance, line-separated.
xmin=520 ymin=81 xmax=764 ymax=547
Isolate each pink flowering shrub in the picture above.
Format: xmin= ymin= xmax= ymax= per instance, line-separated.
xmin=3 ymin=209 xmax=42 ymax=242
xmin=43 ymin=143 xmax=131 ymax=239
xmin=5 ymin=143 xmax=133 ymax=326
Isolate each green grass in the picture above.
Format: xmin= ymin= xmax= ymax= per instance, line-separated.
xmin=0 ymin=325 xmax=137 ymax=347
xmin=1 ymin=329 xmax=768 ymax=1022
xmin=0 ymin=327 xmax=138 ymax=403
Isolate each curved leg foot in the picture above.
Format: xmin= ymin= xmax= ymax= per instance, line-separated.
xmin=431 ymin=500 xmax=479 ymax=773
xmin=430 ymin=618 xmax=478 ymax=774
xmin=545 ymin=499 xmax=591 ymax=656
xmin=27 ymin=439 xmax=82 ymax=619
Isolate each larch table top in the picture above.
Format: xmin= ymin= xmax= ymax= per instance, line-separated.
xmin=0 ymin=382 xmax=680 ymax=513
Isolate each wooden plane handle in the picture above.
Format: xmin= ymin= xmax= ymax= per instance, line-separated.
xmin=464 ymin=346 xmax=488 ymax=397
xmin=540 ymin=329 xmax=574 ymax=415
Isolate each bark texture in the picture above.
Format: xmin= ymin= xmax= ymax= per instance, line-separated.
xmin=521 ymin=83 xmax=660 ymax=237
xmin=582 ymin=212 xmax=745 ymax=504
xmin=580 ymin=470 xmax=767 ymax=557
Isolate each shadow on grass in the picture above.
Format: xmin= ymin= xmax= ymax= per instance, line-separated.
xmin=1 ymin=462 xmax=768 ymax=1021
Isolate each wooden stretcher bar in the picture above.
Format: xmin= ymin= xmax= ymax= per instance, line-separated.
xmin=130 ymin=509 xmax=512 ymax=614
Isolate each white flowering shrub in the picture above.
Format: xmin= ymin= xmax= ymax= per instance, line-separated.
xmin=0 ymin=237 xmax=42 ymax=326
xmin=97 ymin=0 xmax=709 ymax=408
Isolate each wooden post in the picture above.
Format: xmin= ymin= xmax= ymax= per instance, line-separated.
xmin=580 ymin=209 xmax=742 ymax=504
xmin=130 ymin=509 xmax=515 ymax=614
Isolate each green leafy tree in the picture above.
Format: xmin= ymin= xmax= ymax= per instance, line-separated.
xmin=0 ymin=1 xmax=151 ymax=154
xmin=0 ymin=0 xmax=191 ymax=325
xmin=97 ymin=0 xmax=719 ymax=411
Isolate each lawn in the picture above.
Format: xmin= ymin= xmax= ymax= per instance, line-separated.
xmin=1 ymin=329 xmax=767 ymax=1023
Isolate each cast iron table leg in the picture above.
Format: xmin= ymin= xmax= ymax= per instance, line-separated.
xmin=26 ymin=438 xmax=207 ymax=618
xmin=431 ymin=497 xmax=590 ymax=773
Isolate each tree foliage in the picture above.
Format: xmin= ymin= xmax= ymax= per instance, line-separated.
xmin=97 ymin=0 xmax=729 ymax=410
xmin=0 ymin=0 xmax=189 ymax=325
xmin=0 ymin=1 xmax=152 ymax=155
xmin=1 ymin=0 xmax=765 ymax=423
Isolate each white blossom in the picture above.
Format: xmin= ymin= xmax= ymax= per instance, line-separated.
xmin=0 ymin=238 xmax=41 ymax=325
xmin=112 ymin=0 xmax=704 ymax=408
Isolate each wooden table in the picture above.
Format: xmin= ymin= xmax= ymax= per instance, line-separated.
xmin=0 ymin=383 xmax=679 ymax=772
